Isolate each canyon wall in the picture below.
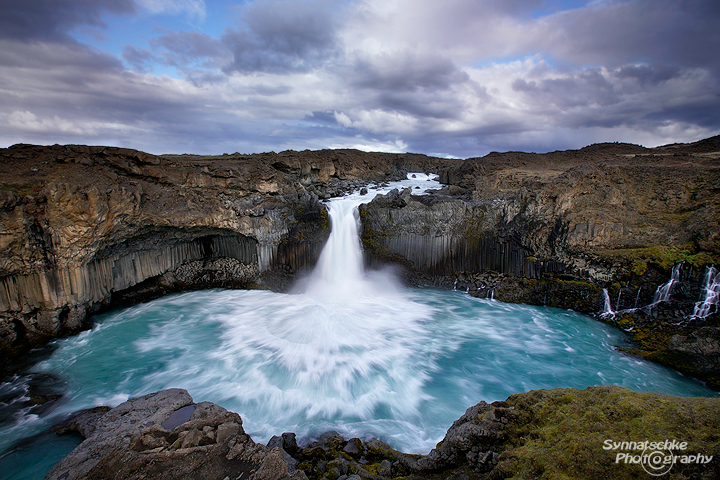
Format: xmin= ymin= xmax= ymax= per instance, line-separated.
xmin=2 ymin=139 xmax=720 ymax=385
xmin=358 ymin=138 xmax=720 ymax=386
xmin=0 ymin=144 xmax=452 ymax=358
xmin=362 ymin=141 xmax=720 ymax=294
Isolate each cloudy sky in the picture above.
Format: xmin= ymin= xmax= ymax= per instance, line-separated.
xmin=1 ymin=0 xmax=718 ymax=158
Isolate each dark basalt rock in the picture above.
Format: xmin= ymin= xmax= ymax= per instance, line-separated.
xmin=46 ymin=389 xmax=307 ymax=480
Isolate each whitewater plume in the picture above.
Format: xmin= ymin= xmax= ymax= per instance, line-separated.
xmin=653 ymin=263 xmax=683 ymax=304
xmin=693 ymin=266 xmax=720 ymax=319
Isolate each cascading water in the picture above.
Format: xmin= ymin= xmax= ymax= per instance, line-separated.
xmin=601 ymin=288 xmax=615 ymax=318
xmin=653 ymin=262 xmax=683 ymax=304
xmin=1 ymin=175 xmax=718 ymax=479
xmin=693 ymin=266 xmax=720 ymax=319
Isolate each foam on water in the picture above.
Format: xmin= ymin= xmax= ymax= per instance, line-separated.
xmin=4 ymin=288 xmax=715 ymax=458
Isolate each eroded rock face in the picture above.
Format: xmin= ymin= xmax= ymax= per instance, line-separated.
xmin=46 ymin=389 xmax=307 ymax=480
xmin=1 ymin=145 xmax=451 ymax=360
xmin=362 ymin=140 xmax=720 ymax=286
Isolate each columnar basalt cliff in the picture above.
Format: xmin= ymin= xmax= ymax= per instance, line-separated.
xmin=359 ymin=137 xmax=720 ymax=386
xmin=0 ymin=144 xmax=452 ymax=359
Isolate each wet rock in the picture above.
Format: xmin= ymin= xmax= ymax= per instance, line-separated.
xmin=342 ymin=438 xmax=362 ymax=456
xmin=46 ymin=389 xmax=305 ymax=480
xmin=282 ymin=432 xmax=298 ymax=454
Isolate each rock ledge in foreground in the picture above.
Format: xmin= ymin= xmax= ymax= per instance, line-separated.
xmin=47 ymin=387 xmax=720 ymax=480
xmin=46 ymin=388 xmax=306 ymax=480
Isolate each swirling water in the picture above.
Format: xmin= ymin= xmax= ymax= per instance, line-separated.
xmin=1 ymin=174 xmax=717 ymax=478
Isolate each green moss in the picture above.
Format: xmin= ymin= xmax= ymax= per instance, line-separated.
xmin=494 ymin=386 xmax=720 ymax=480
xmin=599 ymin=244 xmax=720 ymax=272
xmin=631 ymin=259 xmax=647 ymax=276
xmin=319 ymin=208 xmax=329 ymax=230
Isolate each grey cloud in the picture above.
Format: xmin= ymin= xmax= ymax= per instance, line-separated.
xmin=0 ymin=38 xmax=123 ymax=73
xmin=222 ymin=0 xmax=341 ymax=74
xmin=153 ymin=31 xmax=228 ymax=60
xmin=376 ymin=92 xmax=465 ymax=120
xmin=345 ymin=51 xmax=474 ymax=120
xmin=123 ymin=31 xmax=231 ymax=84
xmin=616 ymin=64 xmax=683 ymax=86
xmin=1 ymin=41 xmax=193 ymax=127
xmin=352 ymin=52 xmax=469 ymax=92
xmin=512 ymin=69 xmax=619 ymax=109
xmin=150 ymin=31 xmax=231 ymax=82
xmin=645 ymin=101 xmax=720 ymax=129
xmin=510 ymin=62 xmax=720 ymax=133
xmin=123 ymin=45 xmax=158 ymax=73
xmin=545 ymin=0 xmax=720 ymax=75
xmin=0 ymin=0 xmax=135 ymax=42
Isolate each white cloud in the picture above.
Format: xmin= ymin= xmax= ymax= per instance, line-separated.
xmin=135 ymin=0 xmax=206 ymax=19
xmin=328 ymin=136 xmax=408 ymax=153
xmin=7 ymin=110 xmax=88 ymax=135
xmin=334 ymin=111 xmax=352 ymax=128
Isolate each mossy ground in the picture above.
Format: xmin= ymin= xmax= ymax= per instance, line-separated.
xmin=493 ymin=386 xmax=720 ymax=480
xmin=598 ymin=244 xmax=720 ymax=275
xmin=288 ymin=387 xmax=719 ymax=480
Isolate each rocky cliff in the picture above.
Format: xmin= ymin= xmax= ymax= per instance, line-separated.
xmin=0 ymin=144 xmax=452 ymax=360
xmin=359 ymin=137 xmax=720 ymax=386
xmin=2 ymin=139 xmax=720 ymax=387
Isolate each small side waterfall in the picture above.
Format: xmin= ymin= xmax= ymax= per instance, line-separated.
xmin=598 ymin=262 xmax=720 ymax=320
xmin=653 ymin=263 xmax=683 ymax=304
xmin=693 ymin=266 xmax=720 ymax=319
xmin=601 ymin=288 xmax=615 ymax=318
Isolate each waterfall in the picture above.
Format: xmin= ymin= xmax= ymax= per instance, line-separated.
xmin=634 ymin=287 xmax=642 ymax=309
xmin=601 ymin=288 xmax=615 ymax=318
xmin=301 ymin=173 xmax=441 ymax=299
xmin=653 ymin=263 xmax=682 ymax=304
xmin=307 ymin=198 xmax=364 ymax=292
xmin=692 ymin=266 xmax=720 ymax=319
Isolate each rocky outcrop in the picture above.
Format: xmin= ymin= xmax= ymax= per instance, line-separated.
xmin=358 ymin=138 xmax=720 ymax=386
xmin=0 ymin=145 xmax=454 ymax=361
xmin=48 ymin=387 xmax=720 ymax=480
xmin=46 ymin=388 xmax=306 ymax=480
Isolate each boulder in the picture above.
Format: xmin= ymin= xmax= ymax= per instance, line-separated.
xmin=46 ymin=389 xmax=305 ymax=480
